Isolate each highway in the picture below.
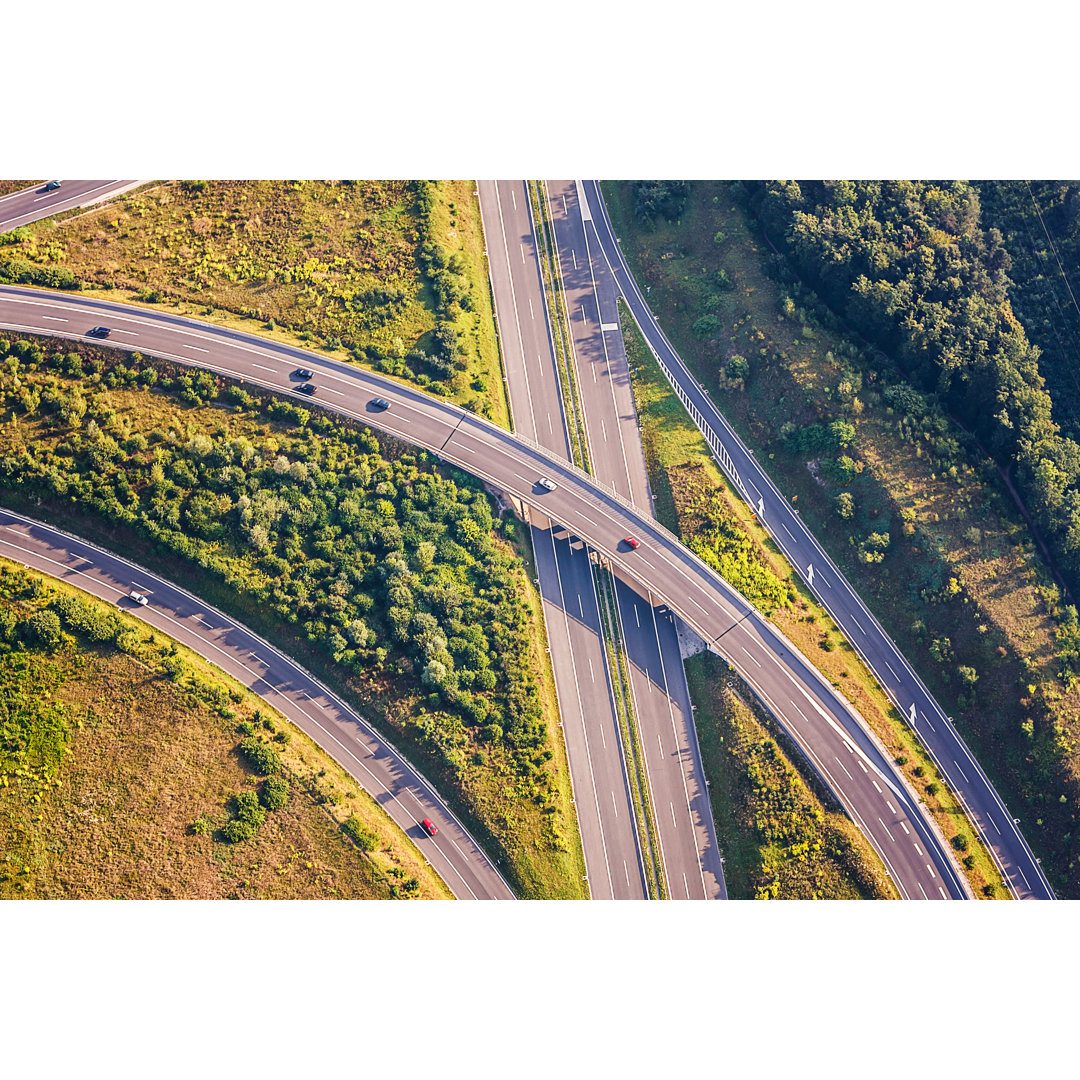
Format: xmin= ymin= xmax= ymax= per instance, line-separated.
xmin=0 ymin=508 xmax=513 ymax=900
xmin=583 ymin=178 xmax=1055 ymax=900
xmin=0 ymin=283 xmax=967 ymax=897
xmin=0 ymin=181 xmax=146 ymax=232
xmin=479 ymin=180 xmax=646 ymax=899
xmin=543 ymin=179 xmax=725 ymax=899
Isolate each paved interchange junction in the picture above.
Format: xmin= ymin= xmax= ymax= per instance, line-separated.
xmin=0 ymin=180 xmax=1053 ymax=900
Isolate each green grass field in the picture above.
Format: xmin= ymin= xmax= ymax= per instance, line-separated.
xmin=2 ymin=180 xmax=510 ymax=428
xmin=0 ymin=560 xmax=451 ymax=899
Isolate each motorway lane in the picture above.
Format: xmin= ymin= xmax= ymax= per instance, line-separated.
xmin=538 ymin=518 xmax=647 ymax=898
xmin=0 ymin=181 xmax=146 ymax=232
xmin=545 ymin=179 xmax=724 ymax=900
xmin=479 ymin=180 xmax=644 ymax=897
xmin=610 ymin=574 xmax=720 ymax=900
xmin=583 ymin=179 xmax=1054 ymax=901
xmin=0 ymin=283 xmax=964 ymax=897
xmin=0 ymin=508 xmax=513 ymax=900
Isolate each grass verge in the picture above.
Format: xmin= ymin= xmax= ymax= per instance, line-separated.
xmin=684 ymin=651 xmax=897 ymax=899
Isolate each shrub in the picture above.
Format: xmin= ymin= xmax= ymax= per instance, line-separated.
xmin=951 ymin=834 xmax=969 ymax=852
xmin=725 ymin=354 xmax=749 ymax=382
xmin=222 ymin=818 xmax=256 ymax=843
xmin=857 ymin=531 xmax=890 ymax=564
xmin=692 ymin=314 xmax=722 ymax=339
xmin=342 ymin=815 xmax=378 ymax=851
xmin=260 ymin=776 xmax=290 ymax=811
xmin=191 ymin=816 xmax=214 ymax=836
xmin=239 ymin=735 xmax=281 ymax=775
xmin=232 ymin=790 xmax=267 ymax=829
xmin=25 ymin=609 xmax=63 ymax=649
xmin=835 ymin=492 xmax=855 ymax=520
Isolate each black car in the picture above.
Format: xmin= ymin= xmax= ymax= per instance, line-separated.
xmin=42 ymin=181 xmax=62 ymax=192
xmin=87 ymin=326 xmax=111 ymax=338
xmin=371 ymin=397 xmax=391 ymax=410
xmin=296 ymin=383 xmax=316 ymax=395
xmin=293 ymin=368 xmax=314 ymax=380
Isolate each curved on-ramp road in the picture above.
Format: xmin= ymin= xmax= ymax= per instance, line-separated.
xmin=0 ymin=508 xmax=514 ymax=901
xmin=0 ymin=283 xmax=967 ymax=898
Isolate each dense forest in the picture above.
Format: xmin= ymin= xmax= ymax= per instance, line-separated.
xmin=746 ymin=181 xmax=1080 ymax=608
xmin=977 ymin=182 xmax=1080 ymax=440
xmin=0 ymin=333 xmax=579 ymax=896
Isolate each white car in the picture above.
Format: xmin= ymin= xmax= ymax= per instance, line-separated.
xmin=538 ymin=477 xmax=557 ymax=492
xmin=129 ymin=590 xmax=149 ymax=606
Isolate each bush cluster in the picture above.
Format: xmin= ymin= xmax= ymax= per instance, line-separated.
xmin=0 ymin=338 xmax=550 ymax=788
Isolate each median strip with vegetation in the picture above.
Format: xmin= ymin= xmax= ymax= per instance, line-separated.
xmin=526 ymin=180 xmax=591 ymax=471
xmin=591 ymin=560 xmax=666 ymax=898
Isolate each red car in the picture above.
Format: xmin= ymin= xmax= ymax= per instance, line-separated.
xmin=624 ymin=536 xmax=640 ymax=550
xmin=421 ymin=818 xmax=438 ymax=836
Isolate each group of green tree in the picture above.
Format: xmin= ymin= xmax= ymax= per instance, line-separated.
xmin=744 ymin=181 xmax=1080 ymax=606
xmin=976 ymin=182 xmax=1080 ymax=441
xmin=0 ymin=336 xmax=553 ymax=809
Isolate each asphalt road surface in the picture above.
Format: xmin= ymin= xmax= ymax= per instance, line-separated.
xmin=0 ymin=283 xmax=966 ymax=898
xmin=582 ymin=179 xmax=1055 ymax=902
xmin=0 ymin=508 xmax=513 ymax=900
xmin=543 ymin=179 xmax=725 ymax=900
xmin=0 ymin=181 xmax=145 ymax=232
xmin=478 ymin=180 xmax=646 ymax=899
